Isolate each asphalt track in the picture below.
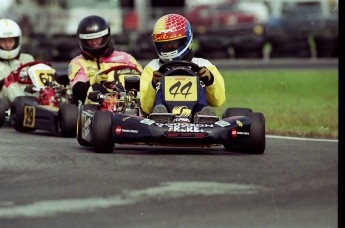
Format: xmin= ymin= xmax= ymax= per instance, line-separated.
xmin=0 ymin=126 xmax=338 ymax=228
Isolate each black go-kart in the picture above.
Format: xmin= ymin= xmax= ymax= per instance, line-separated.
xmin=4 ymin=61 xmax=77 ymax=137
xmin=77 ymin=65 xmax=143 ymax=148
xmin=78 ymin=60 xmax=266 ymax=154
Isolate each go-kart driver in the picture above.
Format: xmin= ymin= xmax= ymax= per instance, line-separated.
xmin=140 ymin=14 xmax=226 ymax=120
xmin=0 ymin=19 xmax=35 ymax=109
xmin=68 ymin=15 xmax=143 ymax=104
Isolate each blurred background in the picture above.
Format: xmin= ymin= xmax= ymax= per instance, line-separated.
xmin=1 ymin=0 xmax=338 ymax=62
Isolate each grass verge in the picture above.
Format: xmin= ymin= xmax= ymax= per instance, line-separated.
xmin=216 ymin=69 xmax=338 ymax=139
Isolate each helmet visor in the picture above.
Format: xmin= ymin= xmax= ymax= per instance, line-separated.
xmin=154 ymin=37 xmax=187 ymax=53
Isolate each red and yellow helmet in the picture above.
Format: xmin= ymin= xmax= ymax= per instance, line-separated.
xmin=152 ymin=14 xmax=193 ymax=62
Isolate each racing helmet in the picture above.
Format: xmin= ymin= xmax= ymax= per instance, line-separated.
xmin=0 ymin=19 xmax=22 ymax=60
xmin=152 ymin=14 xmax=193 ymax=62
xmin=77 ymin=15 xmax=114 ymax=58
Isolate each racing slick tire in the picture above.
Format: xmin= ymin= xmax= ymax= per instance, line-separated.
xmin=223 ymin=112 xmax=265 ymax=154
xmin=92 ymin=110 xmax=113 ymax=153
xmin=222 ymin=108 xmax=253 ymax=118
xmin=10 ymin=96 xmax=37 ymax=132
xmin=246 ymin=112 xmax=266 ymax=154
xmin=77 ymin=104 xmax=99 ymax=147
xmin=58 ymin=103 xmax=78 ymax=138
xmin=0 ymin=98 xmax=6 ymax=128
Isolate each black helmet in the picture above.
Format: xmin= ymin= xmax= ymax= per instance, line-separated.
xmin=77 ymin=15 xmax=113 ymax=58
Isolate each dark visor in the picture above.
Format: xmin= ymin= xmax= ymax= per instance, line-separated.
xmin=154 ymin=38 xmax=187 ymax=52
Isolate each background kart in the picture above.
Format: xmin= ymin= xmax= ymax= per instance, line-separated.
xmin=5 ymin=61 xmax=77 ymax=137
xmin=79 ymin=60 xmax=266 ymax=154
xmin=77 ymin=65 xmax=142 ymax=147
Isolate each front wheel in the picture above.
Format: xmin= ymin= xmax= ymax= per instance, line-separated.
xmin=223 ymin=112 xmax=265 ymax=154
xmin=59 ymin=103 xmax=78 ymax=138
xmin=246 ymin=112 xmax=266 ymax=154
xmin=92 ymin=111 xmax=113 ymax=153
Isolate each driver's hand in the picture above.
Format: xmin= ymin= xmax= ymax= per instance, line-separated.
xmin=198 ymin=67 xmax=213 ymax=86
xmin=90 ymin=73 xmax=108 ymax=85
xmin=152 ymin=71 xmax=162 ymax=87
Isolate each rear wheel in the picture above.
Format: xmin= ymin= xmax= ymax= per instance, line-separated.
xmin=59 ymin=103 xmax=78 ymax=137
xmin=77 ymin=104 xmax=99 ymax=147
xmin=0 ymin=98 xmax=6 ymax=128
xmin=222 ymin=107 xmax=253 ymax=118
xmin=11 ymin=96 xmax=37 ymax=132
xmin=92 ymin=111 xmax=113 ymax=153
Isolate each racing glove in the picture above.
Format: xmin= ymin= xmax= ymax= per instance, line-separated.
xmin=198 ymin=67 xmax=214 ymax=87
xmin=151 ymin=70 xmax=162 ymax=88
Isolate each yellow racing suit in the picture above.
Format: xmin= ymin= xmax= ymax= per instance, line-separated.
xmin=68 ymin=51 xmax=142 ymax=104
xmin=140 ymin=58 xmax=226 ymax=114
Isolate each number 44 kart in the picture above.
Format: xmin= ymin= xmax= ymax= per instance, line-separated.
xmin=77 ymin=60 xmax=266 ymax=154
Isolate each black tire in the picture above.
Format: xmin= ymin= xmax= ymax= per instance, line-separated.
xmin=0 ymin=98 xmax=6 ymax=128
xmin=231 ymin=35 xmax=265 ymax=59
xmin=245 ymin=112 xmax=266 ymax=154
xmin=222 ymin=108 xmax=253 ymax=118
xmin=77 ymin=104 xmax=99 ymax=147
xmin=92 ymin=111 xmax=113 ymax=153
xmin=223 ymin=112 xmax=265 ymax=154
xmin=10 ymin=96 xmax=37 ymax=132
xmin=58 ymin=103 xmax=78 ymax=138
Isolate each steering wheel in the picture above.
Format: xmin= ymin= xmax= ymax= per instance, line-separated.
xmin=157 ymin=60 xmax=201 ymax=74
xmin=12 ymin=61 xmax=52 ymax=84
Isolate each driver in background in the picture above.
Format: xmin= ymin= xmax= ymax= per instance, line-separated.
xmin=140 ymin=14 xmax=226 ymax=120
xmin=0 ymin=18 xmax=35 ymax=109
xmin=68 ymin=15 xmax=142 ymax=104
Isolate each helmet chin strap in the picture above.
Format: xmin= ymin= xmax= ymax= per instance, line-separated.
xmin=158 ymin=38 xmax=193 ymax=62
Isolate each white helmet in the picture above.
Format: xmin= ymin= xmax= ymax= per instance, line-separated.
xmin=0 ymin=19 xmax=22 ymax=60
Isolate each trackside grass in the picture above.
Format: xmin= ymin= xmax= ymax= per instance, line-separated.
xmin=217 ymin=69 xmax=338 ymax=139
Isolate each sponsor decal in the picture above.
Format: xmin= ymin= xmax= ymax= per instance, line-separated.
xmin=172 ymin=117 xmax=190 ymax=123
xmin=153 ymin=31 xmax=185 ymax=42
xmin=84 ymin=127 xmax=90 ymax=138
xmin=156 ymin=123 xmax=213 ymax=128
xmin=231 ymin=128 xmax=249 ymax=137
xmin=81 ymin=115 xmax=91 ymax=139
xmin=215 ymin=120 xmax=230 ymax=127
xmin=116 ymin=68 xmax=140 ymax=74
xmin=166 ymin=132 xmax=207 ymax=138
xmin=121 ymin=129 xmax=139 ymax=134
xmin=172 ymin=106 xmax=191 ymax=118
xmin=85 ymin=116 xmax=91 ymax=128
xmin=231 ymin=129 xmax=237 ymax=137
xmin=236 ymin=120 xmax=243 ymax=127
xmin=110 ymin=55 xmax=125 ymax=61
xmin=236 ymin=131 xmax=249 ymax=136
xmin=115 ymin=126 xmax=122 ymax=135
xmin=168 ymin=125 xmax=203 ymax=132
xmin=122 ymin=116 xmax=131 ymax=121
xmin=23 ymin=106 xmax=35 ymax=128
xmin=140 ymin=119 xmax=155 ymax=125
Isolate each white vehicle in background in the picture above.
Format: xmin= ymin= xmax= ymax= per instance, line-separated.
xmin=6 ymin=0 xmax=123 ymax=36
xmin=5 ymin=0 xmax=123 ymax=61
